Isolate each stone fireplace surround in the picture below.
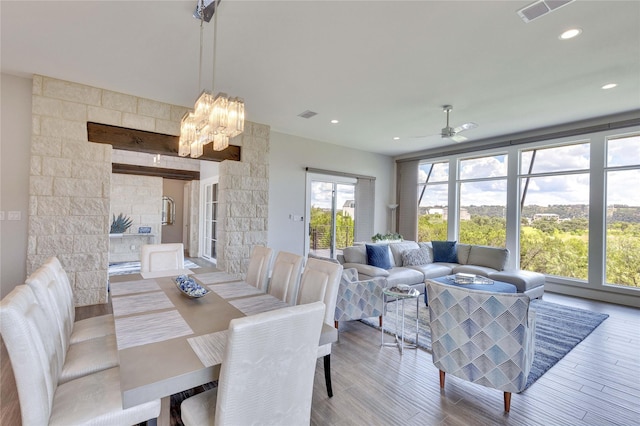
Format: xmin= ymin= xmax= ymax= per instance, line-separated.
xmin=28 ymin=75 xmax=269 ymax=306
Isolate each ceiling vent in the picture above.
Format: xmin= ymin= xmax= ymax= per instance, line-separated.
xmin=298 ymin=110 xmax=318 ymax=119
xmin=517 ymin=0 xmax=574 ymax=23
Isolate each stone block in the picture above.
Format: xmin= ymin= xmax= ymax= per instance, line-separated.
xmin=226 ymin=231 xmax=243 ymax=246
xmin=40 ymin=116 xmax=87 ymax=140
xmin=54 ymin=178 xmax=102 ymax=197
xmin=75 ymin=287 xmax=108 ymax=306
xmin=88 ymin=106 xmax=122 ymax=126
xmin=61 ymin=140 xmax=105 ymax=161
xmin=251 ymin=164 xmax=268 ymax=178
xmin=29 ymin=196 xmax=38 ymax=216
xmin=32 ymin=96 xmax=64 ymax=117
xmin=28 ymin=236 xmax=37 ymax=255
xmin=29 ymin=216 xmax=56 ymax=236
xmin=225 ymin=190 xmax=252 ymax=204
xmin=242 ymin=148 xmax=268 ymax=165
xmin=37 ymin=196 xmax=71 ymax=216
xmin=230 ymin=203 xmax=256 ymax=218
xmin=155 ymin=119 xmax=180 ymax=136
xmin=72 ymin=160 xmax=110 ymax=180
xmin=220 ymin=161 xmax=251 ymax=176
xmin=75 ymin=271 xmax=106 ymax=290
xmin=250 ymin=218 xmax=266 ymax=231
xmin=74 ymin=235 xmax=109 ymax=253
xmin=256 ymin=204 xmax=268 ymax=219
xmin=30 ymin=176 xmax=54 ymax=196
xmin=32 ymin=75 xmax=43 ymax=95
xmin=42 ymin=157 xmax=73 ymax=177
xmin=37 ymin=235 xmax=74 ymax=255
xmin=31 ymin=135 xmax=62 ymax=157
xmin=32 ymin=116 xmax=41 ymax=135
xmin=61 ymin=101 xmax=87 ymax=121
xmin=122 ymin=113 xmax=155 ymax=131
xmin=71 ymin=198 xmax=109 ymax=216
xmin=252 ymin=122 xmax=270 ymax=138
xmin=31 ymin=156 xmax=42 ymax=175
xmin=56 ymin=216 xmax=105 ymax=235
xmin=252 ymin=190 xmax=268 ymax=205
xmin=42 ymin=77 xmax=102 ymax=105
xmin=243 ymin=231 xmax=267 ymax=245
xmin=26 ymin=254 xmax=51 ymax=275
xmin=138 ymin=98 xmax=171 ymax=120
xmin=102 ymin=91 xmax=137 ymax=113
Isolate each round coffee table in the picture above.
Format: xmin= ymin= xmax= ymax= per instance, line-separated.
xmin=381 ymin=286 xmax=420 ymax=354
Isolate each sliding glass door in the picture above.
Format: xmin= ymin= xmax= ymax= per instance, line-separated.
xmin=201 ymin=178 xmax=218 ymax=263
xmin=306 ymin=174 xmax=356 ymax=259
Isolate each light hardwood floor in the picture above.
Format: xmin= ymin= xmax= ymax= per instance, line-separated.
xmin=2 ymin=288 xmax=638 ymax=425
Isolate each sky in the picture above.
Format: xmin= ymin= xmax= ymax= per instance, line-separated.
xmin=419 ymin=134 xmax=640 ymax=208
xmin=310 ymin=181 xmax=354 ymax=210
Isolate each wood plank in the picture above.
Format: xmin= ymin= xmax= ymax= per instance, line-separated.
xmin=112 ymin=163 xmax=200 ymax=181
xmin=87 ymin=122 xmax=241 ymax=162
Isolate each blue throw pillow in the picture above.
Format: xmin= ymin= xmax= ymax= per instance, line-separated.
xmin=365 ymin=244 xmax=392 ymax=269
xmin=432 ymin=240 xmax=458 ymax=263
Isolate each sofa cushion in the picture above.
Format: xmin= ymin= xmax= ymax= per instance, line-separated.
xmin=389 ymin=241 xmax=420 ymax=267
xmin=432 ymin=241 xmax=458 ymax=263
xmin=384 ymin=267 xmax=425 ymax=287
xmin=456 ymin=244 xmax=472 ymax=264
xmin=401 ymin=248 xmax=432 ymax=266
xmin=365 ymin=244 xmax=392 ymax=269
xmin=452 ymin=264 xmax=499 ymax=277
xmin=409 ymin=263 xmax=454 ymax=279
xmin=467 ymin=245 xmax=509 ymax=271
xmin=343 ymin=263 xmax=390 ymax=278
xmin=343 ymin=245 xmax=367 ymax=264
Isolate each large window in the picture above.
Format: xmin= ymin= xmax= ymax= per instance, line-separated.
xmin=458 ymin=154 xmax=508 ymax=247
xmin=417 ymin=161 xmax=449 ymax=241
xmin=605 ymin=134 xmax=640 ymax=288
xmin=519 ymin=142 xmax=590 ymax=280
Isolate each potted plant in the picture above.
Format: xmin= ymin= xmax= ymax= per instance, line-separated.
xmin=371 ymin=232 xmax=403 ymax=243
xmin=110 ymin=213 xmax=133 ymax=235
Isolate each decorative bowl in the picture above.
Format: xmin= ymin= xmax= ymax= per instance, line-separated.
xmin=175 ymin=275 xmax=210 ymax=298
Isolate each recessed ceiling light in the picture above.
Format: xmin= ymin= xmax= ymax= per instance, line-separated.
xmin=559 ymin=28 xmax=582 ymax=40
xmin=330 ymin=119 xmax=339 ymax=124
xmin=602 ymin=83 xmax=618 ymax=90
xmin=393 ymin=137 xmax=400 ymax=140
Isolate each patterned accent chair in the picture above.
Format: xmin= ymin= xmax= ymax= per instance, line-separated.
xmin=334 ymin=268 xmax=386 ymax=328
xmin=426 ymin=279 xmax=536 ymax=412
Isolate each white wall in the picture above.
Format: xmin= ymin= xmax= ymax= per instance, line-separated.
xmin=268 ymin=131 xmax=394 ymax=256
xmin=0 ymin=74 xmax=32 ymax=298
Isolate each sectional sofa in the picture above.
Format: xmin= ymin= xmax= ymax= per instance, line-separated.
xmin=337 ymin=240 xmax=545 ymax=299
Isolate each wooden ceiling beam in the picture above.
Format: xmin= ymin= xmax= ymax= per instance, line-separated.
xmin=87 ymin=122 xmax=241 ymax=162
xmin=112 ymin=163 xmax=200 ymax=181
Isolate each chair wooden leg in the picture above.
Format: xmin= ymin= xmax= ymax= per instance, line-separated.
xmin=379 ymin=315 xmax=382 ymax=327
xmin=504 ymin=391 xmax=511 ymax=412
xmin=439 ymin=370 xmax=446 ymax=388
xmin=334 ymin=320 xmax=339 ymax=329
xmin=323 ymin=354 xmax=333 ymax=398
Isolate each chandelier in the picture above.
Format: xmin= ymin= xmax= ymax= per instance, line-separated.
xmin=179 ymin=0 xmax=245 ymax=158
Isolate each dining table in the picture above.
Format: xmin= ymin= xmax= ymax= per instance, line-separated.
xmin=109 ymin=268 xmax=338 ymax=425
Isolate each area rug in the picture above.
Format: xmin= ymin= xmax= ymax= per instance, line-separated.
xmin=108 ymin=260 xmax=200 ymax=276
xmin=361 ymin=299 xmax=609 ymax=390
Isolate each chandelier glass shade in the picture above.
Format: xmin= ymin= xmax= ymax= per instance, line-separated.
xmin=178 ymin=0 xmax=245 ymax=158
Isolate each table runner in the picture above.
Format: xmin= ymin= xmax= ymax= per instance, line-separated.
xmin=194 ymin=271 xmax=242 ymax=285
xmin=110 ymin=279 xmax=161 ymax=296
xmin=229 ymin=294 xmax=289 ymax=316
xmin=114 ymin=310 xmax=194 ymax=350
xmin=140 ymin=268 xmax=193 ymax=279
xmin=112 ymin=291 xmax=174 ymax=317
xmin=208 ymin=282 xmax=263 ymax=299
xmin=187 ymin=330 xmax=228 ymax=367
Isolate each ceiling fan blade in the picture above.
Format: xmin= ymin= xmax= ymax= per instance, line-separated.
xmin=450 ymin=134 xmax=468 ymax=143
xmin=452 ymin=122 xmax=478 ymax=133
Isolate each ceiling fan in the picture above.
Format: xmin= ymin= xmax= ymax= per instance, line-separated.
xmin=440 ymin=105 xmax=477 ymax=142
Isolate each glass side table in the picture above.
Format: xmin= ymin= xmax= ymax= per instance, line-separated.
xmin=381 ymin=286 xmax=420 ymax=355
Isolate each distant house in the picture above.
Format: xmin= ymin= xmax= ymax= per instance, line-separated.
xmin=342 ymin=200 xmax=355 ymax=218
xmin=533 ymin=213 xmax=560 ymax=222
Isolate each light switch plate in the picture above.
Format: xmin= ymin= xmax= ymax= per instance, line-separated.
xmin=8 ymin=211 xmax=21 ymax=221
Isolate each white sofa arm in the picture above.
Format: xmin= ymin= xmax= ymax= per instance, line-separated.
xmin=342 ymin=263 xmax=390 ymax=278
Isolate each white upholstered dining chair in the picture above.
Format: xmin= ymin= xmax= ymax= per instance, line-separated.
xmin=268 ymin=251 xmax=304 ymax=305
xmin=180 ymin=301 xmax=325 ymax=426
xmin=140 ymin=243 xmax=185 ymax=272
xmin=0 ymin=285 xmax=160 ymax=425
xmin=245 ymin=245 xmax=273 ymax=290
xmin=297 ymin=257 xmax=343 ymax=397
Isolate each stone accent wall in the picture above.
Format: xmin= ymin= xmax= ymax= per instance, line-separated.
xmin=217 ymin=122 xmax=270 ymax=276
xmin=109 ymin=174 xmax=162 ymax=262
xmin=28 ymin=75 xmax=269 ymax=305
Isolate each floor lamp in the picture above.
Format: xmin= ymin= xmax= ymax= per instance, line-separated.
xmin=388 ymin=204 xmax=398 ymax=233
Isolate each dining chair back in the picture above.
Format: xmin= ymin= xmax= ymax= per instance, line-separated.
xmin=296 ymin=257 xmax=343 ymax=397
xmin=268 ymin=251 xmax=304 ymax=304
xmin=180 ymin=301 xmax=325 ymax=426
xmin=43 ymin=256 xmax=114 ymax=344
xmin=0 ymin=285 xmax=160 ymax=425
xmin=140 ymin=243 xmax=185 ymax=272
xmin=245 ymin=245 xmax=273 ymax=290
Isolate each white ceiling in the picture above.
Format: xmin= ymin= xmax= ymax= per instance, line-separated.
xmin=2 ymin=0 xmax=639 ymax=157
